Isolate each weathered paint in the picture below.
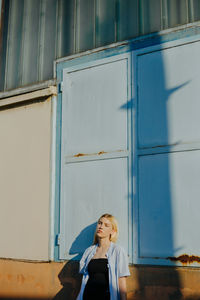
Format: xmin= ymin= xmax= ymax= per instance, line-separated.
xmin=1 ymin=259 xmax=200 ymax=300
xmin=0 ymin=259 xmax=64 ymax=299
xmin=73 ymin=150 xmax=126 ymax=157
xmin=168 ymin=255 xmax=200 ymax=265
xmin=73 ymin=151 xmax=117 ymax=157
xmin=74 ymin=153 xmax=86 ymax=157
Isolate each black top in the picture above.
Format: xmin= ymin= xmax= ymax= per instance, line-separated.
xmin=83 ymin=258 xmax=110 ymax=300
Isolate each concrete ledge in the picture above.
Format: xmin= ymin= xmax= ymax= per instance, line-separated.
xmin=0 ymin=86 xmax=57 ymax=108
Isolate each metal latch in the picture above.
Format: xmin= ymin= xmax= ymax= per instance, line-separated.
xmin=58 ymin=82 xmax=63 ymax=93
xmin=56 ymin=233 xmax=61 ymax=246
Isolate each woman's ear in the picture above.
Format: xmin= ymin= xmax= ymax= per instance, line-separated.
xmin=110 ymin=230 xmax=116 ymax=241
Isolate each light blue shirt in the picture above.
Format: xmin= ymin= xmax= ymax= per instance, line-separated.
xmin=76 ymin=242 xmax=130 ymax=300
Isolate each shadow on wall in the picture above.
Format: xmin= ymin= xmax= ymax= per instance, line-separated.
xmin=53 ymin=260 xmax=81 ymax=300
xmin=69 ymin=222 xmax=97 ymax=261
xmin=120 ymin=32 xmax=189 ymax=299
xmin=53 ymin=223 xmax=97 ymax=300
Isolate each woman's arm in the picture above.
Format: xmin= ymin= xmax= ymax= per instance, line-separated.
xmin=118 ymin=276 xmax=127 ymax=300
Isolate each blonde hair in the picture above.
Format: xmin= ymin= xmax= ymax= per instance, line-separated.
xmin=93 ymin=213 xmax=119 ymax=244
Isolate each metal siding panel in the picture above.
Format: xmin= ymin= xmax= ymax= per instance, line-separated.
xmin=95 ymin=0 xmax=116 ymax=47
xmin=21 ymin=0 xmax=40 ymax=86
xmin=38 ymin=0 xmax=46 ymax=81
xmin=0 ymin=0 xmax=10 ymax=91
xmin=161 ymin=0 xmax=169 ymax=29
xmin=139 ymin=0 xmax=161 ymax=35
xmin=117 ymin=0 xmax=139 ymax=41
xmin=4 ymin=0 xmax=24 ymax=90
xmin=41 ymin=0 xmax=57 ymax=80
xmin=56 ymin=0 xmax=75 ymax=58
xmin=167 ymin=0 xmax=188 ymax=27
xmin=76 ymin=0 xmax=95 ymax=52
xmin=138 ymin=40 xmax=200 ymax=148
xmin=188 ymin=0 xmax=200 ymax=22
xmin=2 ymin=0 xmax=200 ymax=92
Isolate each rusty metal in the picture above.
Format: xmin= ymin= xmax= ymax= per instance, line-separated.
xmin=66 ymin=150 xmax=129 ymax=164
xmin=98 ymin=151 xmax=106 ymax=155
xmin=167 ymin=254 xmax=200 ymax=264
xmin=74 ymin=153 xmax=86 ymax=157
xmin=74 ymin=151 xmax=108 ymax=157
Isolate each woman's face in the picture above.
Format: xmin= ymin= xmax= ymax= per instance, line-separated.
xmin=96 ymin=217 xmax=114 ymax=240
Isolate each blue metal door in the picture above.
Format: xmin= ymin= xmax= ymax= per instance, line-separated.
xmin=59 ymin=54 xmax=132 ymax=260
xmin=135 ymin=38 xmax=200 ymax=266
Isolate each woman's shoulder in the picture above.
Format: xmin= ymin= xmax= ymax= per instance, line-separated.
xmin=111 ymin=243 xmax=130 ymax=277
xmin=110 ymin=242 xmax=127 ymax=255
xmin=82 ymin=244 xmax=96 ymax=257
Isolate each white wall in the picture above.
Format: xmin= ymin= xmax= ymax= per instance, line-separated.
xmin=0 ymin=98 xmax=51 ymax=260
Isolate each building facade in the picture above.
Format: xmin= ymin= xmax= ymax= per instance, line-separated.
xmin=1 ymin=1 xmax=200 ymax=299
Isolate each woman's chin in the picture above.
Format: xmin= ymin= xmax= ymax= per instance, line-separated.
xmin=96 ymin=233 xmax=105 ymax=239
xmin=96 ymin=232 xmax=102 ymax=237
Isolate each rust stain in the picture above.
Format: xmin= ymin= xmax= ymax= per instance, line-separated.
xmin=98 ymin=151 xmax=106 ymax=155
xmin=74 ymin=151 xmax=107 ymax=157
xmin=167 ymin=254 xmax=200 ymax=264
xmin=74 ymin=153 xmax=86 ymax=157
xmin=73 ymin=150 xmax=127 ymax=157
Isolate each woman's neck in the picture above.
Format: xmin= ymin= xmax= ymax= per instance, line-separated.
xmin=98 ymin=238 xmax=111 ymax=248
xmin=92 ymin=238 xmax=111 ymax=259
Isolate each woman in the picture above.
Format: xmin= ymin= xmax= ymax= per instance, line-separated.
xmin=76 ymin=213 xmax=130 ymax=300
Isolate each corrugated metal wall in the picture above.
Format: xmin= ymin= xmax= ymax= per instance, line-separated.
xmin=1 ymin=0 xmax=200 ymax=91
